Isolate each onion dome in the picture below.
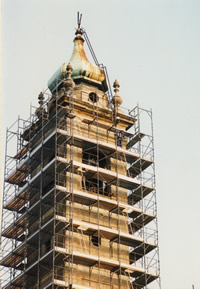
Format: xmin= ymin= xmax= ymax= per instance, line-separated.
xmin=48 ymin=27 xmax=108 ymax=94
xmin=69 ymin=28 xmax=108 ymax=91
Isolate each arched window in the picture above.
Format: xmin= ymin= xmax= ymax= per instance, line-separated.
xmin=89 ymin=92 xmax=98 ymax=103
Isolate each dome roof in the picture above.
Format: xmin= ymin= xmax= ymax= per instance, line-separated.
xmin=48 ymin=28 xmax=108 ymax=94
xmin=70 ymin=28 xmax=107 ymax=91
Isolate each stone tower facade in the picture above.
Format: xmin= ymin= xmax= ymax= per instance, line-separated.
xmin=0 ymin=23 xmax=160 ymax=289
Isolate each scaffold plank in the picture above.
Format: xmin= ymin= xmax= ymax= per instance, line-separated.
xmin=1 ymin=214 xmax=32 ymax=239
xmin=129 ymin=212 xmax=155 ymax=231
xmin=5 ymin=129 xmax=56 ymax=185
xmin=5 ymin=163 xmax=28 ymax=185
xmin=56 ymin=185 xmax=142 ymax=217
xmin=55 ymin=246 xmax=146 ymax=274
xmin=128 ymin=186 xmax=154 ymax=204
xmin=0 ymin=241 xmax=35 ymax=268
xmin=128 ymin=158 xmax=153 ymax=177
xmin=130 ymin=242 xmax=156 ymax=262
xmin=14 ymin=145 xmax=29 ymax=160
xmin=4 ymin=183 xmax=54 ymax=213
xmin=57 ymin=128 xmax=152 ymax=165
xmin=5 ymin=128 xmax=151 ymax=187
xmin=57 ymin=157 xmax=154 ymax=191
xmin=53 ymin=280 xmax=92 ymax=289
xmin=126 ymin=132 xmax=145 ymax=149
xmin=56 ymin=216 xmax=157 ymax=250
xmin=132 ymin=272 xmax=158 ymax=287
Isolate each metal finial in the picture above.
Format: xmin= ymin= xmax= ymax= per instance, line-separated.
xmin=36 ymin=91 xmax=46 ymax=118
xmin=77 ymin=12 xmax=82 ymax=29
xmin=75 ymin=12 xmax=83 ymax=36
xmin=38 ymin=92 xmax=44 ymax=108
xmin=113 ymin=80 xmax=120 ymax=92
xmin=63 ymin=63 xmax=75 ymax=95
xmin=112 ymin=80 xmax=122 ymax=107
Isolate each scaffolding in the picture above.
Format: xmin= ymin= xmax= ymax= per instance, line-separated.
xmin=0 ymin=74 xmax=161 ymax=288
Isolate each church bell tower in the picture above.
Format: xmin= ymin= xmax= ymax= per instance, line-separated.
xmin=0 ymin=17 xmax=161 ymax=289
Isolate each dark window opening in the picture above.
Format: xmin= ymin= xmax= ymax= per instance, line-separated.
xmin=89 ymin=92 xmax=98 ymax=103
xmin=92 ymin=235 xmax=101 ymax=247
xmin=84 ymin=178 xmax=111 ymax=197
xmin=82 ymin=149 xmax=110 ymax=169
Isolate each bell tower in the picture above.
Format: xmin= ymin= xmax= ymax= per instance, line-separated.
xmin=0 ymin=17 xmax=161 ymax=289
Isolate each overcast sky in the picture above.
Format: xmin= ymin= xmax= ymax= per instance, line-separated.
xmin=2 ymin=1 xmax=200 ymax=289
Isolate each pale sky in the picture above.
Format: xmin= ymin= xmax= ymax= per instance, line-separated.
xmin=2 ymin=1 xmax=200 ymax=289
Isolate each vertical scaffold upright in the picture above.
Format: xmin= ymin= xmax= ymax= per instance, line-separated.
xmin=0 ymin=22 xmax=161 ymax=289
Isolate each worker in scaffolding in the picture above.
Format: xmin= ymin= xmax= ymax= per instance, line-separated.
xmin=116 ymin=130 xmax=124 ymax=147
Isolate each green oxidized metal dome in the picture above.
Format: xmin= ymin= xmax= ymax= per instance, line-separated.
xmin=48 ymin=28 xmax=108 ymax=94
